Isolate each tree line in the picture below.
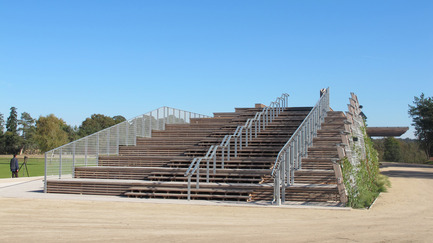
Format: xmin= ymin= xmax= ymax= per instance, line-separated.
xmin=0 ymin=107 xmax=126 ymax=154
xmin=373 ymin=137 xmax=428 ymax=163
xmin=373 ymin=93 xmax=433 ymax=164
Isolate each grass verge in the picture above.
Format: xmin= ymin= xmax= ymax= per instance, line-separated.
xmin=0 ymin=157 xmax=45 ymax=178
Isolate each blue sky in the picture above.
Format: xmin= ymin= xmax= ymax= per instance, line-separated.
xmin=1 ymin=1 xmax=432 ymax=138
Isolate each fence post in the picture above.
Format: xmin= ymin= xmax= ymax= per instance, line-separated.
xmin=59 ymin=148 xmax=62 ymax=179
xmin=85 ymin=137 xmax=88 ymax=166
xmin=126 ymin=121 xmax=129 ymax=146
xmin=133 ymin=119 xmax=137 ymax=146
xmin=96 ymin=133 xmax=100 ymax=166
xmin=116 ymin=126 xmax=120 ymax=155
xmin=149 ymin=113 xmax=152 ymax=137
xmin=107 ymin=129 xmax=110 ymax=155
xmin=72 ymin=143 xmax=76 ymax=178
xmin=44 ymin=152 xmax=47 ymax=193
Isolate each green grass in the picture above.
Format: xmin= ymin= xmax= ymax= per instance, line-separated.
xmin=0 ymin=157 xmax=45 ymax=178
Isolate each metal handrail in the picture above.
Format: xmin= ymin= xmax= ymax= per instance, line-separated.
xmin=271 ymin=88 xmax=330 ymax=205
xmin=184 ymin=93 xmax=290 ymax=200
xmin=44 ymin=106 xmax=210 ymax=193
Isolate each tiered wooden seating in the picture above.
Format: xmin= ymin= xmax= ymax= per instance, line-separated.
xmin=47 ymin=106 xmax=346 ymax=204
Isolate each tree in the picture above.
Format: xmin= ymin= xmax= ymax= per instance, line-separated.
xmin=62 ymin=124 xmax=79 ymax=142
xmin=18 ymin=112 xmax=37 ymax=153
xmin=78 ymin=114 xmax=126 ymax=137
xmin=5 ymin=107 xmax=22 ymax=154
xmin=0 ymin=113 xmax=5 ymax=153
xmin=113 ymin=115 xmax=126 ymax=124
xmin=383 ymin=137 xmax=401 ymax=162
xmin=34 ymin=114 xmax=69 ymax=152
xmin=408 ymin=93 xmax=433 ymax=157
xmin=6 ymin=107 xmax=18 ymax=133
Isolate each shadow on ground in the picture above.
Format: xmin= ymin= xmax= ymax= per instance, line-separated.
xmin=381 ymin=170 xmax=433 ymax=179
xmin=380 ymin=162 xmax=433 ymax=180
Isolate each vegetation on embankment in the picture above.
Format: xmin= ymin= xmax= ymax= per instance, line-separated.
xmin=342 ymin=128 xmax=391 ymax=208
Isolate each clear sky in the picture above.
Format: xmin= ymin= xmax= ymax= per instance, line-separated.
xmin=1 ymin=1 xmax=432 ymax=138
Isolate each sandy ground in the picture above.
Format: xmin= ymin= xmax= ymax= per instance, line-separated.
xmin=0 ymin=162 xmax=432 ymax=242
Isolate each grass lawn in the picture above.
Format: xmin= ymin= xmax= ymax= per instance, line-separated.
xmin=0 ymin=157 xmax=45 ymax=178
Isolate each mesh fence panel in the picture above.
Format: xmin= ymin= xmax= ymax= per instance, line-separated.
xmin=45 ymin=107 xmax=209 ymax=177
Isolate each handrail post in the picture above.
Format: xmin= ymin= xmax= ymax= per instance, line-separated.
xmin=221 ymin=147 xmax=225 ymax=169
xmin=213 ymin=156 xmax=216 ymax=174
xmin=290 ymin=144 xmax=295 ymax=185
xmin=275 ymin=170 xmax=281 ymax=206
xmin=227 ymin=139 xmax=231 ymax=161
xmin=196 ymin=164 xmax=200 ymax=189
xmin=245 ymin=127 xmax=248 ymax=147
xmin=235 ymin=137 xmax=238 ymax=157
xmin=206 ymin=159 xmax=210 ymax=183
xmin=187 ymin=175 xmax=191 ymax=200
xmin=281 ymin=154 xmax=286 ymax=204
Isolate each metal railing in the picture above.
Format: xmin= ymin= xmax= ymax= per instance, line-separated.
xmin=44 ymin=106 xmax=209 ymax=192
xmin=184 ymin=93 xmax=289 ymax=200
xmin=271 ymin=88 xmax=330 ymax=205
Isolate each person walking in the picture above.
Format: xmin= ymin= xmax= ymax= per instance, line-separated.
xmin=10 ymin=154 xmax=19 ymax=178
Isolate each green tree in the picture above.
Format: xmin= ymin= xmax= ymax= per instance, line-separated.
xmin=18 ymin=112 xmax=37 ymax=153
xmin=408 ymin=93 xmax=433 ymax=157
xmin=35 ymin=114 xmax=69 ymax=152
xmin=62 ymin=124 xmax=79 ymax=142
xmin=383 ymin=137 xmax=401 ymax=162
xmin=78 ymin=114 xmax=125 ymax=137
xmin=113 ymin=115 xmax=126 ymax=124
xmin=0 ymin=113 xmax=5 ymax=153
xmin=5 ymin=107 xmax=22 ymax=154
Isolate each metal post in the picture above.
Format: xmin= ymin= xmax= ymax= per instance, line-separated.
xmin=196 ymin=165 xmax=200 ymax=189
xmin=290 ymin=144 xmax=295 ymax=185
xmin=126 ymin=121 xmax=129 ymax=146
xmin=72 ymin=143 xmax=76 ymax=178
xmin=44 ymin=152 xmax=47 ymax=193
xmin=142 ymin=115 xmax=145 ymax=137
xmin=275 ymin=171 xmax=281 ymax=206
xmin=107 ymin=129 xmax=110 ymax=155
xmin=221 ymin=147 xmax=225 ymax=169
xmin=235 ymin=137 xmax=238 ymax=157
xmin=116 ymin=125 xmax=120 ymax=154
xmin=245 ymin=128 xmax=248 ymax=147
xmin=281 ymin=155 xmax=286 ymax=203
xmin=213 ymin=156 xmax=216 ymax=174
xmin=206 ymin=159 xmax=210 ymax=183
xmin=96 ymin=133 xmax=100 ymax=166
xmin=156 ymin=108 xmax=160 ymax=130
xmin=59 ymin=148 xmax=62 ymax=179
xmin=85 ymin=138 xmax=88 ymax=166
xmin=163 ymin=107 xmax=166 ymax=130
xmin=187 ymin=175 xmax=191 ymax=201
xmin=285 ymin=150 xmax=290 ymax=185
xmin=133 ymin=119 xmax=137 ymax=145
xmin=149 ymin=114 xmax=152 ymax=137
xmin=227 ymin=141 xmax=230 ymax=160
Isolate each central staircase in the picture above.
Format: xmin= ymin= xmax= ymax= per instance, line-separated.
xmin=47 ymin=104 xmax=347 ymax=205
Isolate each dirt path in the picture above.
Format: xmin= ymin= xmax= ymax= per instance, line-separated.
xmin=1 ymin=163 xmax=432 ymax=242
